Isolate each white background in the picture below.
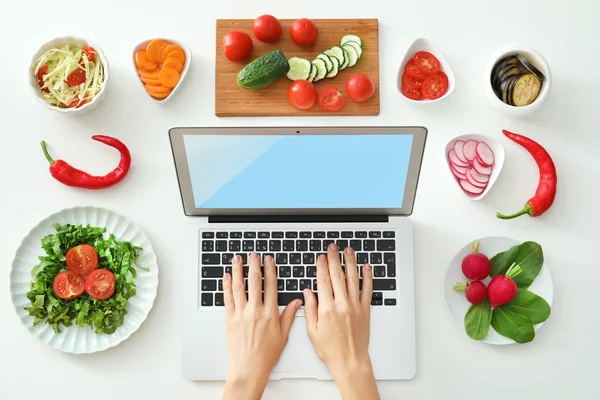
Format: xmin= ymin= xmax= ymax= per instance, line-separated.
xmin=1 ymin=0 xmax=598 ymax=399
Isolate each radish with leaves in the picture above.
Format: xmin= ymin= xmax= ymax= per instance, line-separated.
xmin=488 ymin=263 xmax=522 ymax=309
xmin=461 ymin=241 xmax=491 ymax=280
xmin=454 ymin=280 xmax=487 ymax=304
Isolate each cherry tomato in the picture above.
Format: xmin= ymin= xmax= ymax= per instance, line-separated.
xmin=405 ymin=60 xmax=427 ymax=81
xmin=290 ymin=18 xmax=318 ymax=46
xmin=85 ymin=269 xmax=116 ymax=300
xmin=82 ymin=46 xmax=96 ymax=62
xmin=37 ymin=64 xmax=49 ymax=92
xmin=413 ymin=51 xmax=441 ymax=75
xmin=223 ymin=30 xmax=253 ymax=62
xmin=346 ymin=74 xmax=375 ymax=103
xmin=65 ymin=68 xmax=86 ymax=86
xmin=402 ymin=85 xmax=423 ymax=100
xmin=318 ymin=86 xmax=345 ymax=112
xmin=402 ymin=72 xmax=422 ymax=90
xmin=53 ymin=270 xmax=85 ymax=300
xmin=288 ymin=80 xmax=317 ymax=110
xmin=253 ymin=15 xmax=282 ymax=43
xmin=66 ymin=244 xmax=99 ymax=275
xmin=421 ymin=71 xmax=449 ymax=100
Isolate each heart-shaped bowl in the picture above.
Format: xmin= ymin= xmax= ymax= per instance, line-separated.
xmin=445 ymin=134 xmax=505 ymax=201
xmin=132 ymin=38 xmax=192 ymax=103
xmin=397 ymin=37 xmax=455 ymax=103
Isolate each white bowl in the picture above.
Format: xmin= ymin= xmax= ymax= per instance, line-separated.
xmin=397 ymin=38 xmax=455 ymax=103
xmin=485 ymin=44 xmax=552 ymax=117
xmin=28 ymin=36 xmax=109 ymax=114
xmin=445 ymin=133 xmax=505 ymax=201
xmin=132 ymin=39 xmax=192 ymax=103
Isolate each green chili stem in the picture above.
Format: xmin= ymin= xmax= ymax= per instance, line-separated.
xmin=40 ymin=141 xmax=55 ymax=164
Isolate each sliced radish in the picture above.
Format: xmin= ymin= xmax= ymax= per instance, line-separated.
xmin=451 ymin=163 xmax=468 ymax=175
xmin=473 ymin=157 xmax=493 ymax=175
xmin=475 ymin=142 xmax=495 ymax=166
xmin=448 ymin=149 xmax=469 ymax=168
xmin=450 ymin=165 xmax=467 ymax=180
xmin=453 ymin=141 xmax=468 ymax=163
xmin=459 ymin=179 xmax=485 ymax=195
xmin=466 ymin=168 xmax=488 ymax=188
xmin=462 ymin=140 xmax=478 ymax=161
xmin=469 ymin=168 xmax=490 ymax=184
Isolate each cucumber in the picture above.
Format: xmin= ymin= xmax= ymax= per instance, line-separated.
xmin=342 ymin=44 xmax=359 ymax=67
xmin=344 ymin=41 xmax=362 ymax=59
xmin=287 ymin=57 xmax=312 ymax=81
xmin=311 ymin=59 xmax=327 ymax=82
xmin=325 ymin=46 xmax=345 ymax=65
xmin=339 ymin=48 xmax=350 ymax=70
xmin=316 ymin=54 xmax=333 ymax=74
xmin=340 ymin=35 xmax=362 ymax=47
xmin=237 ymin=50 xmax=290 ymax=90
xmin=307 ymin=63 xmax=318 ymax=83
xmin=325 ymin=53 xmax=339 ymax=78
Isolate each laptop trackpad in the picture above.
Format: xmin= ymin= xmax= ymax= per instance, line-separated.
xmin=271 ymin=317 xmax=331 ymax=379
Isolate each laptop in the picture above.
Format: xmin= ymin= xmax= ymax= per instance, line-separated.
xmin=169 ymin=126 xmax=427 ymax=381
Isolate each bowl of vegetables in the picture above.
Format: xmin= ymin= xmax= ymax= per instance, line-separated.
xmin=486 ymin=44 xmax=551 ymax=117
xmin=29 ymin=36 xmax=109 ymax=114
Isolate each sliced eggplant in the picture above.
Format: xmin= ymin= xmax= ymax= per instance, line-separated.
xmin=517 ymin=55 xmax=545 ymax=81
xmin=491 ymin=56 xmax=520 ymax=88
xmin=499 ymin=77 xmax=512 ymax=103
xmin=511 ymin=73 xmax=542 ymax=106
xmin=499 ymin=66 xmax=522 ymax=84
xmin=506 ymin=74 xmax=521 ymax=106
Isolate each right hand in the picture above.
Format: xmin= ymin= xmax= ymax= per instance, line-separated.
xmin=303 ymin=244 xmax=380 ymax=400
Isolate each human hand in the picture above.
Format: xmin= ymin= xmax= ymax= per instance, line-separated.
xmin=304 ymin=244 xmax=380 ymax=400
xmin=222 ymin=253 xmax=302 ymax=400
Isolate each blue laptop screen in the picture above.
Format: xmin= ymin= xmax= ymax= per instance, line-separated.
xmin=183 ymin=134 xmax=414 ymax=209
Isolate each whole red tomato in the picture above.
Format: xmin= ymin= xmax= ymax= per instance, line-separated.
xmin=253 ymin=15 xmax=282 ymax=43
xmin=288 ymin=80 xmax=317 ymax=110
xmin=346 ymin=74 xmax=375 ymax=103
xmin=290 ymin=18 xmax=318 ymax=46
xmin=223 ymin=30 xmax=253 ymax=62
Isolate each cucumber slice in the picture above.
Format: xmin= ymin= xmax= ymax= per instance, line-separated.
xmin=316 ymin=54 xmax=333 ymax=73
xmin=311 ymin=59 xmax=327 ymax=82
xmin=339 ymin=48 xmax=350 ymax=70
xmin=340 ymin=35 xmax=362 ymax=47
xmin=344 ymin=41 xmax=362 ymax=60
xmin=325 ymin=53 xmax=339 ymax=78
xmin=325 ymin=47 xmax=345 ymax=65
xmin=342 ymin=44 xmax=359 ymax=67
xmin=307 ymin=63 xmax=318 ymax=83
xmin=287 ymin=57 xmax=312 ymax=81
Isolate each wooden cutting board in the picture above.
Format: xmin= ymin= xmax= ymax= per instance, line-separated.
xmin=215 ymin=18 xmax=379 ymax=117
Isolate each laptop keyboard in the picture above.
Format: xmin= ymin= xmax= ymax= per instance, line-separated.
xmin=199 ymin=230 xmax=398 ymax=307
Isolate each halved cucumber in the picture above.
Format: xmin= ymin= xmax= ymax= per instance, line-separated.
xmin=311 ymin=59 xmax=327 ymax=82
xmin=340 ymin=34 xmax=362 ymax=47
xmin=287 ymin=57 xmax=312 ymax=81
xmin=344 ymin=41 xmax=362 ymax=60
xmin=307 ymin=63 xmax=318 ymax=83
xmin=342 ymin=44 xmax=359 ymax=67
xmin=339 ymin=48 xmax=350 ymax=70
xmin=316 ymin=54 xmax=333 ymax=74
xmin=324 ymin=46 xmax=345 ymax=66
xmin=325 ymin=53 xmax=339 ymax=78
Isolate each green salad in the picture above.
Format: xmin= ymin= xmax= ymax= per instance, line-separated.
xmin=25 ymin=224 xmax=144 ymax=334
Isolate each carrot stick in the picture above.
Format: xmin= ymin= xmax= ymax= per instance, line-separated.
xmin=159 ymin=67 xmax=180 ymax=88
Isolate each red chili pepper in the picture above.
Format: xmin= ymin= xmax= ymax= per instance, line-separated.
xmin=40 ymin=135 xmax=131 ymax=189
xmin=497 ymin=129 xmax=557 ymax=219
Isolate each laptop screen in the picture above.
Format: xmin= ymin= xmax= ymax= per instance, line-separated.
xmin=182 ymin=134 xmax=414 ymax=209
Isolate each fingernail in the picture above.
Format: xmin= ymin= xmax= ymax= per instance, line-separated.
xmin=223 ymin=273 xmax=230 ymax=281
xmin=319 ymin=254 xmax=327 ymax=261
xmin=329 ymin=243 xmax=337 ymax=251
xmin=345 ymin=247 xmax=354 ymax=255
xmin=365 ymin=264 xmax=372 ymax=271
xmin=232 ymin=255 xmax=239 ymax=263
xmin=252 ymin=252 xmax=259 ymax=259
xmin=296 ymin=299 xmax=303 ymax=308
xmin=265 ymin=255 xmax=273 ymax=262
xmin=303 ymin=288 xmax=310 ymax=297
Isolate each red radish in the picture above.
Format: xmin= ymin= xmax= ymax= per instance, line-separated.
xmin=473 ymin=157 xmax=493 ymax=175
xmin=476 ymin=142 xmax=495 ymax=166
xmin=488 ymin=263 xmax=522 ymax=309
xmin=448 ymin=149 xmax=469 ymax=168
xmin=462 ymin=140 xmax=478 ymax=161
xmin=453 ymin=141 xmax=468 ymax=163
xmin=466 ymin=168 xmax=488 ymax=188
xmin=451 ymin=165 xmax=467 ymax=180
xmin=459 ymin=179 xmax=484 ymax=195
xmin=452 ymin=163 xmax=468 ymax=175
xmin=461 ymin=241 xmax=491 ymax=280
xmin=453 ymin=280 xmax=487 ymax=304
xmin=469 ymin=168 xmax=490 ymax=184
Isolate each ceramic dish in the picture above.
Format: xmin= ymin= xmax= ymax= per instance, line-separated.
xmin=444 ymin=236 xmax=553 ymax=345
xmin=10 ymin=207 xmax=159 ymax=354
xmin=397 ymin=37 xmax=455 ymax=103
xmin=132 ymin=38 xmax=192 ymax=103
xmin=28 ymin=36 xmax=109 ymax=114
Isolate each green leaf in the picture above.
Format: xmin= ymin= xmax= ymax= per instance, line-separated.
xmin=490 ymin=241 xmax=543 ymax=288
xmin=503 ymin=289 xmax=551 ymax=324
xmin=491 ymin=307 xmax=535 ymax=343
xmin=464 ymin=299 xmax=492 ymax=340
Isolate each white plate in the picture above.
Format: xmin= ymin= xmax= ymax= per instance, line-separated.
xmin=444 ymin=236 xmax=553 ymax=345
xmin=10 ymin=207 xmax=159 ymax=354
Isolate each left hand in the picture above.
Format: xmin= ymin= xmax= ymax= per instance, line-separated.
xmin=222 ymin=253 xmax=302 ymax=400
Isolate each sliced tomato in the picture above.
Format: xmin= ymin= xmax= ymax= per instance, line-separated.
xmin=288 ymin=80 xmax=317 ymax=110
xmin=82 ymin=47 xmax=96 ymax=62
xmin=36 ymin=64 xmax=48 ymax=83
xmin=65 ymin=68 xmax=86 ymax=86
xmin=413 ymin=51 xmax=441 ymax=75
xmin=53 ymin=270 xmax=85 ymax=300
xmin=421 ymin=71 xmax=449 ymax=100
xmin=60 ymin=98 xmax=88 ymax=108
xmin=404 ymin=60 xmax=427 ymax=81
xmin=66 ymin=244 xmax=99 ymax=275
xmin=402 ymin=72 xmax=422 ymax=90
xmin=318 ymin=86 xmax=345 ymax=111
xmin=85 ymin=269 xmax=116 ymax=300
xmin=402 ymin=86 xmax=423 ymax=100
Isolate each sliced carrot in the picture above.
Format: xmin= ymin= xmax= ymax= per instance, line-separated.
xmin=163 ymin=57 xmax=184 ymax=73
xmin=145 ymin=88 xmax=169 ymax=100
xmin=157 ymin=42 xmax=172 ymax=63
xmin=140 ymin=75 xmax=161 ymax=86
xmin=138 ymin=68 xmax=160 ymax=79
xmin=162 ymin=45 xmax=186 ymax=62
xmin=146 ymin=39 xmax=168 ymax=63
xmin=135 ymin=50 xmax=158 ymax=71
xmin=145 ymin=84 xmax=171 ymax=95
xmin=159 ymin=67 xmax=180 ymax=88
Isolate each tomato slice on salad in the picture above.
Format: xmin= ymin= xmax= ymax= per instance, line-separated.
xmin=82 ymin=47 xmax=96 ymax=62
xmin=405 ymin=60 xmax=427 ymax=81
xmin=413 ymin=51 xmax=441 ymax=75
xmin=53 ymin=270 xmax=85 ymax=300
xmin=66 ymin=244 xmax=99 ymax=275
xmin=85 ymin=269 xmax=116 ymax=300
xmin=65 ymin=68 xmax=86 ymax=86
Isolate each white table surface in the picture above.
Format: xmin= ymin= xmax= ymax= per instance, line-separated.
xmin=1 ymin=0 xmax=599 ymax=399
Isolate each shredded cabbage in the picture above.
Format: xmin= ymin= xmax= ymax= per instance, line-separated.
xmin=33 ymin=44 xmax=105 ymax=108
